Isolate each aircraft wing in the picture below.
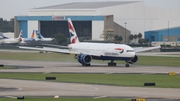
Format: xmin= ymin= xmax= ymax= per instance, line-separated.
xmin=19 ymin=46 xmax=102 ymax=56
xmin=134 ymin=45 xmax=161 ymax=53
xmin=42 ymin=44 xmax=70 ymax=49
xmin=19 ymin=46 xmax=72 ymax=54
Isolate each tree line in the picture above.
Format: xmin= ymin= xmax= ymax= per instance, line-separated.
xmin=0 ymin=18 xmax=14 ymax=32
xmin=114 ymin=33 xmax=148 ymax=44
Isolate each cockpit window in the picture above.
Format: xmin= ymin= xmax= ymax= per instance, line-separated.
xmin=127 ymin=50 xmax=134 ymax=52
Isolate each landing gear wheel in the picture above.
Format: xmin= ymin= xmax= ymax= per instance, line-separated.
xmin=108 ymin=60 xmax=117 ymax=66
xmin=125 ymin=64 xmax=129 ymax=67
xmin=108 ymin=62 xmax=117 ymax=66
xmin=82 ymin=64 xmax=91 ymax=66
xmin=86 ymin=64 xmax=91 ymax=66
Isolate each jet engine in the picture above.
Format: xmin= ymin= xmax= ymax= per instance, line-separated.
xmin=77 ymin=54 xmax=92 ymax=66
xmin=126 ymin=55 xmax=138 ymax=64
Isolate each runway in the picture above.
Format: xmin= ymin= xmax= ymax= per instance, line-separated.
xmin=0 ymin=60 xmax=180 ymax=74
xmin=0 ymin=79 xmax=180 ymax=99
xmin=0 ymin=60 xmax=180 ymax=99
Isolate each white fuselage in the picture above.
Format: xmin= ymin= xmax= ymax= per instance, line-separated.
xmin=42 ymin=38 xmax=54 ymax=41
xmin=35 ymin=38 xmax=53 ymax=41
xmin=69 ymin=42 xmax=135 ymax=60
xmin=0 ymin=38 xmax=21 ymax=44
xmin=19 ymin=38 xmax=34 ymax=44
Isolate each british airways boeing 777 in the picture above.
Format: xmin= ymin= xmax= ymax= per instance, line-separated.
xmin=19 ymin=18 xmax=160 ymax=67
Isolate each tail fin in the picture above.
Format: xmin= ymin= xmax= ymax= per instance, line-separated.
xmin=17 ymin=30 xmax=22 ymax=42
xmin=35 ymin=30 xmax=44 ymax=40
xmin=18 ymin=30 xmax=23 ymax=38
xmin=0 ymin=32 xmax=8 ymax=39
xmin=0 ymin=32 xmax=4 ymax=38
xmin=68 ymin=18 xmax=79 ymax=44
xmin=31 ymin=30 xmax=35 ymax=39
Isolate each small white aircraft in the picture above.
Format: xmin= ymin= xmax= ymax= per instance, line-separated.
xmin=34 ymin=30 xmax=54 ymax=41
xmin=19 ymin=18 xmax=160 ymax=67
xmin=0 ymin=31 xmax=22 ymax=45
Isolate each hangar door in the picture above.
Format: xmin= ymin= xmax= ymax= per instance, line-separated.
xmin=40 ymin=21 xmax=92 ymax=41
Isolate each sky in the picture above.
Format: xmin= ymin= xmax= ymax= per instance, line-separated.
xmin=0 ymin=0 xmax=180 ymax=20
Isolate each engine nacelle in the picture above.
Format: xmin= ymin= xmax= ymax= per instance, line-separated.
xmin=78 ymin=54 xmax=92 ymax=65
xmin=127 ymin=55 xmax=138 ymax=64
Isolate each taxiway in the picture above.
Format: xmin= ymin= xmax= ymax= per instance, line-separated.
xmin=0 ymin=60 xmax=180 ymax=99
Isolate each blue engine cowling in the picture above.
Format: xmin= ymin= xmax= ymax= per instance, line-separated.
xmin=126 ymin=55 xmax=138 ymax=64
xmin=78 ymin=54 xmax=91 ymax=65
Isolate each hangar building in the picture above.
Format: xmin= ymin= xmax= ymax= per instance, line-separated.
xmin=14 ymin=1 xmax=180 ymax=43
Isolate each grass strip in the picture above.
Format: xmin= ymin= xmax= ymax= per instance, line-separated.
xmin=0 ymin=73 xmax=179 ymax=88
xmin=0 ymin=97 xmax=129 ymax=101
xmin=0 ymin=66 xmax=16 ymax=69
xmin=0 ymin=52 xmax=180 ymax=67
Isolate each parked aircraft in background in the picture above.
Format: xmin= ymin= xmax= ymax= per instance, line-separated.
xmin=19 ymin=30 xmax=35 ymax=45
xmin=34 ymin=30 xmax=54 ymax=41
xmin=19 ymin=18 xmax=160 ymax=67
xmin=0 ymin=31 xmax=22 ymax=45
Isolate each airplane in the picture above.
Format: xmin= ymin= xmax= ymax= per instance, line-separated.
xmin=34 ymin=30 xmax=54 ymax=41
xmin=19 ymin=30 xmax=35 ymax=45
xmin=19 ymin=18 xmax=160 ymax=67
xmin=0 ymin=31 xmax=22 ymax=45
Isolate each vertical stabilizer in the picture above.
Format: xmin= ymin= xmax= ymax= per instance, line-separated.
xmin=19 ymin=30 xmax=23 ymax=38
xmin=35 ymin=30 xmax=44 ymax=40
xmin=0 ymin=32 xmax=8 ymax=39
xmin=31 ymin=30 xmax=35 ymax=39
xmin=68 ymin=18 xmax=79 ymax=44
xmin=0 ymin=32 xmax=4 ymax=38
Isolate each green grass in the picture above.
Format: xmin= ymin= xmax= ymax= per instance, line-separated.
xmin=0 ymin=98 xmax=129 ymax=101
xmin=0 ymin=66 xmax=16 ymax=69
xmin=0 ymin=51 xmax=180 ymax=66
xmin=0 ymin=73 xmax=179 ymax=88
xmin=0 ymin=52 xmax=75 ymax=62
xmin=134 ymin=56 xmax=180 ymax=66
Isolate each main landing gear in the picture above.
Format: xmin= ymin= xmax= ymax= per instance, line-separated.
xmin=107 ymin=60 xmax=130 ymax=67
xmin=125 ymin=64 xmax=129 ymax=67
xmin=82 ymin=64 xmax=91 ymax=66
xmin=108 ymin=60 xmax=117 ymax=66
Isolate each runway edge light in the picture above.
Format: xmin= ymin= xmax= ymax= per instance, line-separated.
xmin=54 ymin=96 xmax=59 ymax=98
xmin=136 ymin=98 xmax=146 ymax=101
xmin=168 ymin=72 xmax=176 ymax=76
xmin=144 ymin=82 xmax=155 ymax=86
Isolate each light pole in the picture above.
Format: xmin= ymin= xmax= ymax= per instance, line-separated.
xmin=124 ymin=22 xmax=127 ymax=44
xmin=168 ymin=21 xmax=169 ymax=41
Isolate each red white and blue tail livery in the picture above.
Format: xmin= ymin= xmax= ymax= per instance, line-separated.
xmin=68 ymin=18 xmax=79 ymax=44
xmin=19 ymin=18 xmax=160 ymax=67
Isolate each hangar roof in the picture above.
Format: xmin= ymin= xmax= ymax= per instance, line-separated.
xmin=36 ymin=1 xmax=139 ymax=9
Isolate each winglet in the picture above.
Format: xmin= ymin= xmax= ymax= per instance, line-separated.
xmin=68 ymin=18 xmax=79 ymax=44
